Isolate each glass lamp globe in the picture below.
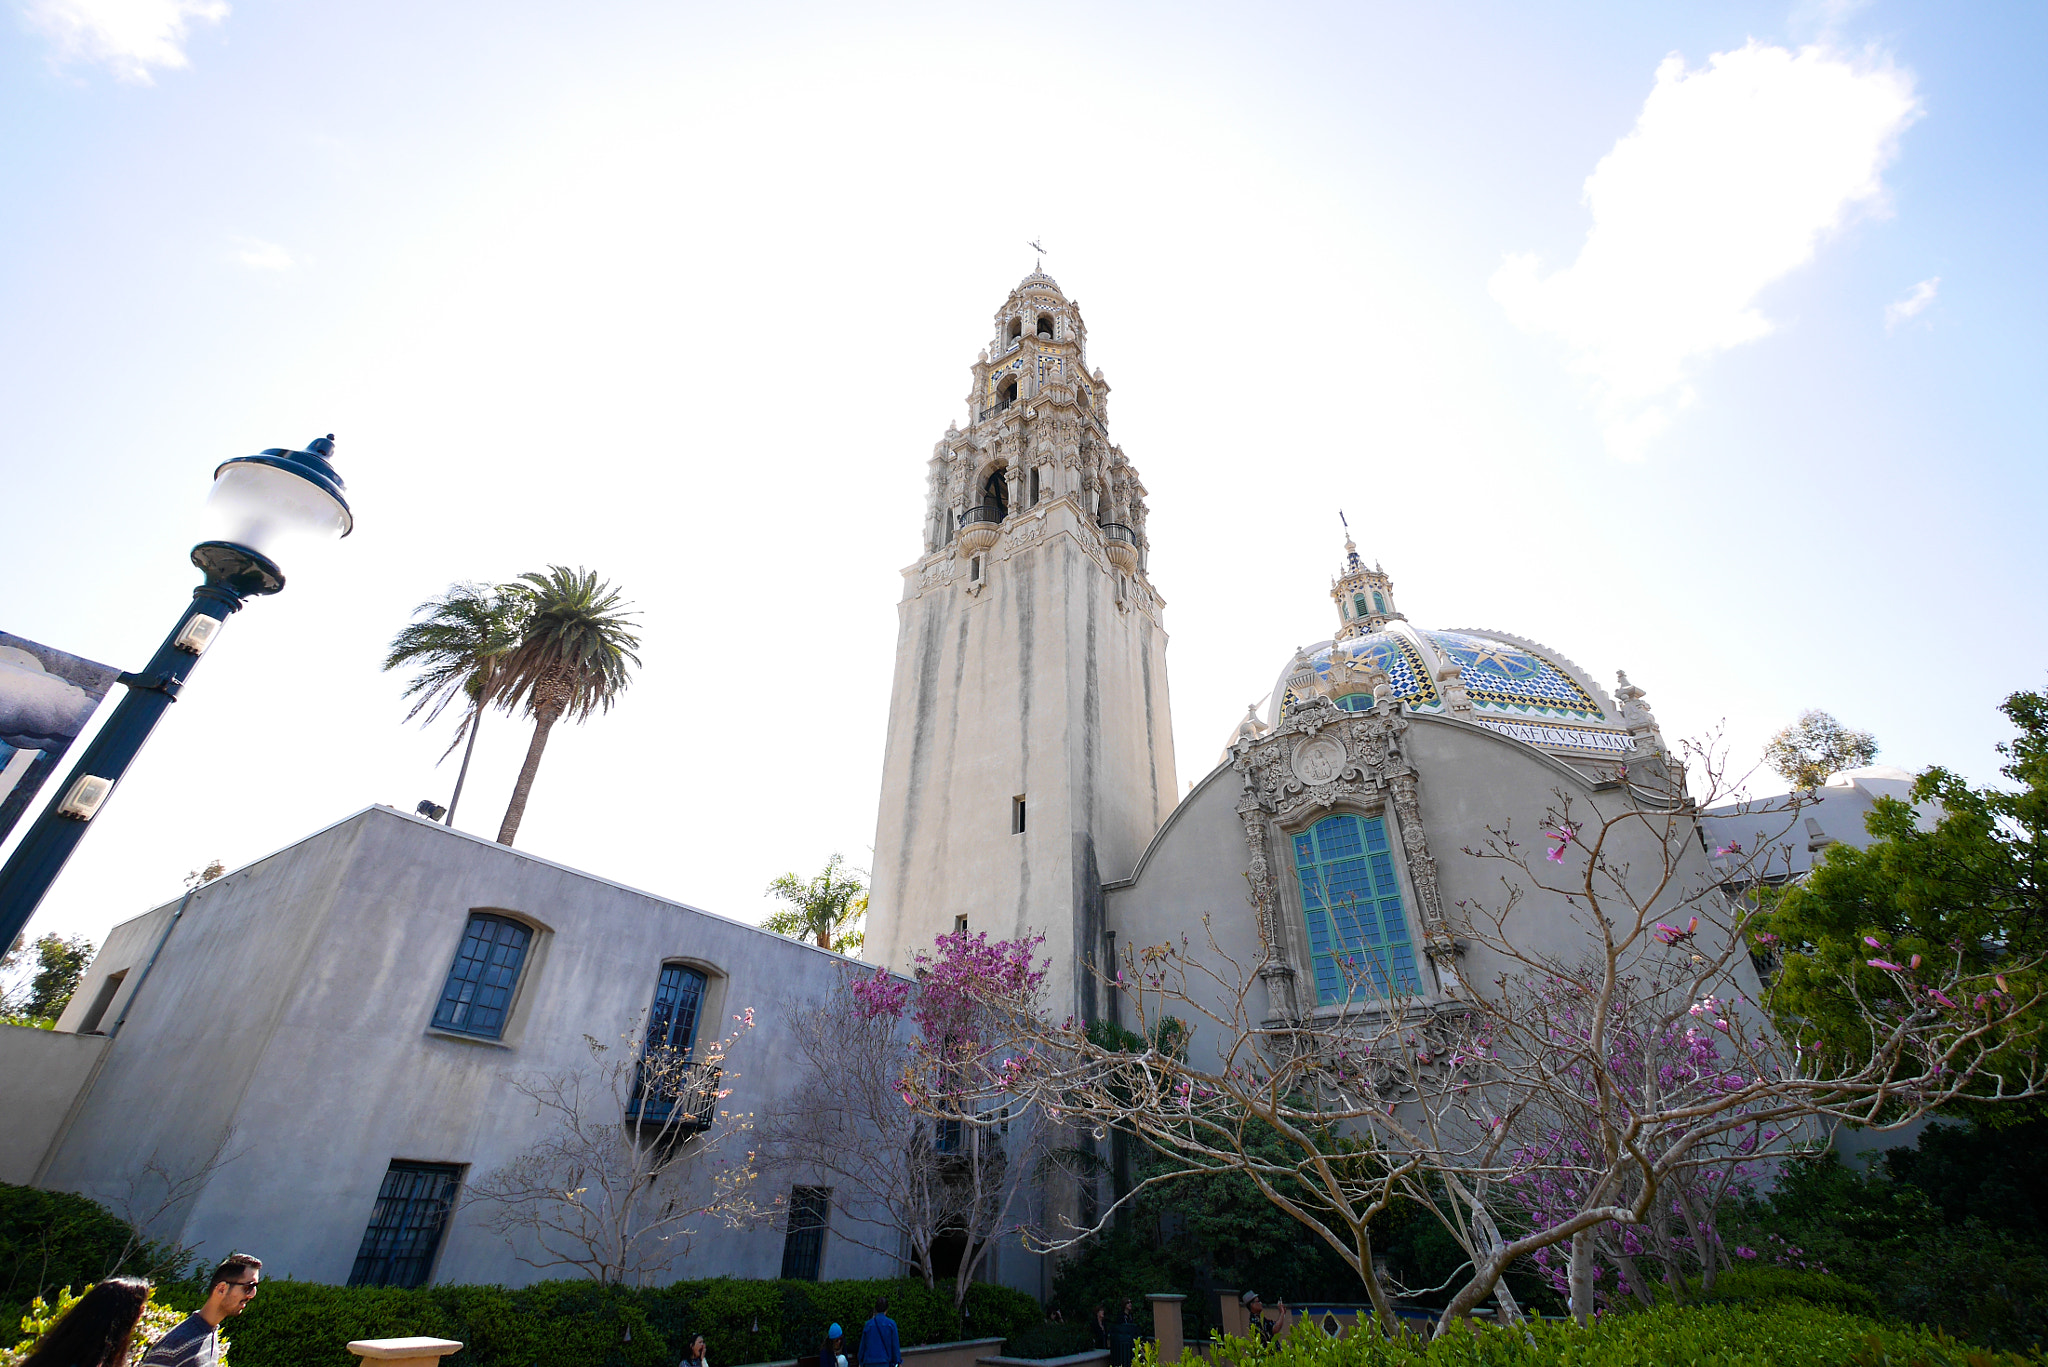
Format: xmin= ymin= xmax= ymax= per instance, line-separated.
xmin=199 ymin=434 xmax=353 ymax=589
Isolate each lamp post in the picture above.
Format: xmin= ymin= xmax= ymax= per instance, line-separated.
xmin=0 ymin=435 xmax=353 ymax=951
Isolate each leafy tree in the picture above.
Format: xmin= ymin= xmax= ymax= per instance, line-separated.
xmin=1760 ymin=689 xmax=2046 ymax=1119
xmin=1763 ymin=709 xmax=1879 ymax=789
xmin=490 ymin=566 xmax=642 ymax=847
xmin=382 ymin=580 xmax=527 ymax=826
xmin=763 ymin=854 xmax=867 ymax=952
xmin=1 ymin=933 xmax=94 ymax=1025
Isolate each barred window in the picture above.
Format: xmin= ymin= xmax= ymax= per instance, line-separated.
xmin=431 ymin=913 xmax=532 ymax=1038
xmin=349 ymin=1161 xmax=461 ymax=1289
xmin=780 ymin=1186 xmax=831 ymax=1281
xmin=1293 ymin=813 xmax=1418 ymax=1005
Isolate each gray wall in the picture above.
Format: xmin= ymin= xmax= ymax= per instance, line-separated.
xmin=35 ymin=806 xmax=903 ymax=1289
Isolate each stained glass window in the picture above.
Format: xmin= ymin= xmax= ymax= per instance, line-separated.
xmin=1293 ymin=813 xmax=1419 ymax=1005
xmin=431 ymin=914 xmax=532 ymax=1038
xmin=349 ymin=1161 xmax=461 ymax=1289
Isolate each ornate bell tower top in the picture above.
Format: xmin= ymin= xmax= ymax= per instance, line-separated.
xmin=913 ymin=270 xmax=1153 ymax=601
xmin=1331 ymin=535 xmax=1402 ymax=639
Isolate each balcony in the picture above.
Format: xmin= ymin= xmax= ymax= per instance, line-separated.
xmin=957 ymin=504 xmax=1003 ymax=557
xmin=1100 ymin=522 xmax=1139 ymax=572
xmin=976 ymin=399 xmax=1015 ymax=423
xmin=626 ymin=1058 xmax=721 ymax=1134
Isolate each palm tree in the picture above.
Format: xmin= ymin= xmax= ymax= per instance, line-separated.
xmin=763 ymin=854 xmax=867 ymax=952
xmin=491 ymin=565 xmax=642 ymax=847
xmin=382 ymin=582 xmax=527 ymax=826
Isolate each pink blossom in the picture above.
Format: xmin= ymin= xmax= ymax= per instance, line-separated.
xmin=1909 ymin=955 xmax=1921 ymax=970
xmin=1997 ymin=974 xmax=2010 ymax=993
xmin=1864 ymin=936 xmax=1884 ymax=949
xmin=1867 ymin=959 xmax=1905 ymax=972
xmin=1715 ymin=842 xmax=1743 ymax=857
xmin=1927 ymin=988 xmax=1959 ymax=1009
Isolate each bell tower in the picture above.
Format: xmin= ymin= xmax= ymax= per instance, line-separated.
xmin=867 ymin=269 xmax=1178 ymax=1021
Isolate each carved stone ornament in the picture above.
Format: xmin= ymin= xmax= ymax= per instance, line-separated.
xmin=1291 ymin=733 xmax=1348 ymax=787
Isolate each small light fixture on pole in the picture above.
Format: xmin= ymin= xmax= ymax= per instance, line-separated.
xmin=0 ymin=435 xmax=353 ymax=949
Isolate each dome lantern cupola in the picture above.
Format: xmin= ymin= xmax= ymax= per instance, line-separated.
xmin=1331 ymin=534 xmax=1402 ymax=639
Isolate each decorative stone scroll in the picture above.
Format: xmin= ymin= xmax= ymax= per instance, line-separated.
xmin=1230 ymin=695 xmax=1462 ymax=1009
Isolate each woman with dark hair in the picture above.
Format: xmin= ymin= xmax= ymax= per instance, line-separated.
xmin=21 ymin=1277 xmax=151 ymax=1367
xmin=820 ymin=1323 xmax=845 ymax=1367
xmin=678 ymin=1332 xmax=710 ymax=1367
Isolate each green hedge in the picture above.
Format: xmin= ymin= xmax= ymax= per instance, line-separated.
xmin=1187 ymin=1301 xmax=2046 ymax=1366
xmin=1671 ymin=1266 xmax=1884 ymax=1316
xmin=0 ymin=1184 xmax=196 ymax=1329
xmin=219 ymin=1276 xmax=1041 ymax=1367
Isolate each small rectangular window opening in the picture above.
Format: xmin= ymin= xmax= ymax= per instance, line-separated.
xmin=1012 ymin=795 xmax=1027 ymax=834
xmin=970 ymin=555 xmax=982 ymax=582
xmin=1029 ymin=468 xmax=1042 ymax=506
xmin=780 ymin=1185 xmax=831 ymax=1281
xmin=349 ymin=1161 xmax=462 ymax=1289
xmin=954 ymin=914 xmax=969 ymax=934
xmin=79 ymin=969 xmax=126 ymax=1034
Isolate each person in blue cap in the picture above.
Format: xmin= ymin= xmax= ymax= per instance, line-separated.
xmin=820 ymin=1323 xmax=846 ymax=1367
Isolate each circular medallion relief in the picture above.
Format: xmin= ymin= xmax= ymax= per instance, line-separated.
xmin=1291 ymin=733 xmax=1348 ymax=787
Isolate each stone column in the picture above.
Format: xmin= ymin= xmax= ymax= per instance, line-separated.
xmin=1147 ymin=1294 xmax=1185 ymax=1364
xmin=347 ymin=1338 xmax=463 ymax=1367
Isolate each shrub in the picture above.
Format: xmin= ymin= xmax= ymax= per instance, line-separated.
xmin=1664 ymin=1266 xmax=1883 ymax=1316
xmin=0 ymin=1184 xmax=190 ymax=1329
xmin=1182 ymin=1301 xmax=2046 ymax=1367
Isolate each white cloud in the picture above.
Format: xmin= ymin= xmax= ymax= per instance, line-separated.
xmin=1491 ymin=42 xmax=1920 ymax=457
xmin=232 ymin=237 xmax=299 ymax=272
xmin=24 ymin=0 xmax=229 ymax=84
xmin=1885 ymin=276 xmax=1939 ymax=331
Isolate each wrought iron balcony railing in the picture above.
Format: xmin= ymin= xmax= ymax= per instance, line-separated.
xmin=976 ymin=399 xmax=1015 ymax=423
xmin=1099 ymin=522 xmax=1136 ymax=547
xmin=626 ymin=1057 xmax=721 ymax=1133
xmin=961 ymin=505 xmax=1002 ymax=528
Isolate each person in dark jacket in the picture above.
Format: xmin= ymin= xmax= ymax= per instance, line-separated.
xmin=821 ymin=1323 xmax=846 ymax=1367
xmin=1092 ymin=1305 xmax=1109 ymax=1351
xmin=858 ymin=1298 xmax=901 ymax=1367
xmin=20 ymin=1277 xmax=150 ymax=1367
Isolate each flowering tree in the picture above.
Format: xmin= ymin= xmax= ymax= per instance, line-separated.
xmin=942 ymin=734 xmax=2046 ymax=1338
xmin=868 ymin=931 xmax=1056 ymax=1314
xmin=755 ymin=969 xmax=962 ymax=1286
xmin=467 ymin=1012 xmax=761 ymax=1284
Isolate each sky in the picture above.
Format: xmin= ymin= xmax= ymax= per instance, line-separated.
xmin=3 ymin=0 xmax=2044 ymax=962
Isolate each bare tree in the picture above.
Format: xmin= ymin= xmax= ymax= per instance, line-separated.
xmin=947 ymin=729 xmax=2045 ymax=1338
xmin=466 ymin=1015 xmax=761 ymax=1284
xmin=755 ymin=976 xmax=956 ymax=1284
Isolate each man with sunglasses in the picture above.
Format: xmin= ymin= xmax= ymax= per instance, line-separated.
xmin=141 ymin=1252 xmax=261 ymax=1366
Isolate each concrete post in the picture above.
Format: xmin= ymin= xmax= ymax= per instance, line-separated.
xmin=1147 ymin=1294 xmax=1185 ymax=1364
xmin=347 ymin=1337 xmax=464 ymax=1367
xmin=1214 ymin=1291 xmax=1244 ymax=1340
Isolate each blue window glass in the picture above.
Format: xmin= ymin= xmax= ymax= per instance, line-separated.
xmin=1373 ymin=590 xmax=1386 ymax=614
xmin=631 ymin=964 xmax=713 ymax=1128
xmin=1354 ymin=593 xmax=1369 ymax=617
xmin=431 ymin=913 xmax=532 ymax=1038
xmin=1293 ymin=813 xmax=1419 ymax=1005
xmin=1335 ymin=693 xmax=1374 ymax=713
xmin=349 ymin=1160 xmax=461 ymax=1288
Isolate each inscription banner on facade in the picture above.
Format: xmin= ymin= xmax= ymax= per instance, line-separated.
xmin=0 ymin=630 xmax=120 ymax=845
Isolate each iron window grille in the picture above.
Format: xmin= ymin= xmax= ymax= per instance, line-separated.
xmin=349 ymin=1160 xmax=461 ymax=1289
xmin=431 ymin=913 xmax=532 ymax=1039
xmin=780 ymin=1186 xmax=831 ymax=1281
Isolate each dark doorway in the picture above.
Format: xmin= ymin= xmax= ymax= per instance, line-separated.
xmin=983 ymin=469 xmax=1009 ymax=521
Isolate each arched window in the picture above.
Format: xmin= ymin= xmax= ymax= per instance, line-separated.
xmin=631 ymin=962 xmax=715 ymax=1130
xmin=1334 ymin=694 xmax=1374 ymax=713
xmin=1354 ymin=593 xmax=1369 ymax=618
xmin=1293 ymin=813 xmax=1418 ymax=1004
xmin=998 ymin=378 xmax=1017 ymax=405
xmin=1036 ymin=314 xmax=1054 ymax=338
xmin=982 ymin=469 xmax=1009 ymax=521
xmin=1007 ymin=318 xmax=1023 ymax=341
xmin=1373 ymin=590 xmax=1386 ymax=614
xmin=432 ymin=913 xmax=533 ymax=1038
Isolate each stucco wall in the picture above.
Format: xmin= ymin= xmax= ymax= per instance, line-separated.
xmin=32 ymin=806 xmax=907 ymax=1289
xmin=0 ymin=1025 xmax=109 ymax=1184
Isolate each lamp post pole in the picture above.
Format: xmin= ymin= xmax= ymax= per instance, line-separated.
xmin=0 ymin=436 xmax=352 ymax=952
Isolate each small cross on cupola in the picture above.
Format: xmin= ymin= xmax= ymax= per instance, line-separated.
xmin=1330 ymin=532 xmax=1402 ymax=639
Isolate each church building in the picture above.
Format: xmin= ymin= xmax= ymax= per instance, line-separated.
xmin=2 ymin=268 xmax=1794 ymax=1303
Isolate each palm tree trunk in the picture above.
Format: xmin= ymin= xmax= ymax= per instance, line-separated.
xmin=498 ymin=701 xmax=560 ymax=846
xmin=446 ymin=701 xmax=482 ymax=826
